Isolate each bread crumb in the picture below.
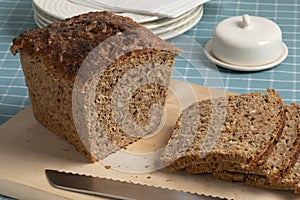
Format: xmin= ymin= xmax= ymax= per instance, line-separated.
xmin=105 ymin=165 xmax=111 ymax=169
xmin=61 ymin=148 xmax=69 ymax=152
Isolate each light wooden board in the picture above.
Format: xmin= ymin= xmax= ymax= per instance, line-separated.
xmin=0 ymin=80 xmax=298 ymax=200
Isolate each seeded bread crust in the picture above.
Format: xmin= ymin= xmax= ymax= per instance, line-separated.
xmin=11 ymin=11 xmax=180 ymax=83
xmin=11 ymin=11 xmax=181 ymax=162
xmin=161 ymin=89 xmax=285 ymax=172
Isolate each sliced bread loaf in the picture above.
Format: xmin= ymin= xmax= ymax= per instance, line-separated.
xmin=11 ymin=12 xmax=181 ymax=162
xmin=187 ymin=103 xmax=300 ymax=183
xmin=248 ymin=102 xmax=300 ymax=182
xmin=161 ymin=89 xmax=285 ymax=172
xmin=209 ymin=103 xmax=300 ymax=193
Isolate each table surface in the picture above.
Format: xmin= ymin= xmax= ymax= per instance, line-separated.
xmin=1 ymin=0 xmax=300 ymax=199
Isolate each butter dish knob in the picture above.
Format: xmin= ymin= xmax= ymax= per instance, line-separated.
xmin=241 ymin=14 xmax=252 ymax=29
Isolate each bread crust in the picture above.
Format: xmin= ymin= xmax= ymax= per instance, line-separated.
xmin=11 ymin=11 xmax=181 ymax=83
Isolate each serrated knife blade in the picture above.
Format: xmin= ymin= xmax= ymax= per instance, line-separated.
xmin=45 ymin=169 xmax=204 ymax=200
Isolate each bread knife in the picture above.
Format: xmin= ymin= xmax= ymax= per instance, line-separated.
xmin=45 ymin=169 xmax=204 ymax=200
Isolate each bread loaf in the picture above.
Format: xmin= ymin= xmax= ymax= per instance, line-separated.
xmin=161 ymin=89 xmax=285 ymax=173
xmin=11 ymin=11 xmax=181 ymax=162
xmin=161 ymin=90 xmax=300 ymax=193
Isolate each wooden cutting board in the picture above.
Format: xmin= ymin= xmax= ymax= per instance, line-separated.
xmin=0 ymin=80 xmax=298 ymax=200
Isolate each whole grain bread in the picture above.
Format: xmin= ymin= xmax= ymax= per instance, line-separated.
xmin=212 ymin=102 xmax=300 ymax=193
xmin=11 ymin=11 xmax=181 ymax=162
xmin=187 ymin=103 xmax=300 ymax=183
xmin=249 ymin=103 xmax=300 ymax=182
xmin=161 ymin=89 xmax=285 ymax=173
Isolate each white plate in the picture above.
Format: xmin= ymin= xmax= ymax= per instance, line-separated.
xmin=33 ymin=2 xmax=60 ymax=24
xmin=34 ymin=3 xmax=201 ymax=31
xmin=158 ymin=6 xmax=203 ymax=40
xmin=116 ymin=13 xmax=160 ymax=23
xmin=88 ymin=0 xmax=188 ymax=13
xmin=34 ymin=7 xmax=202 ymax=40
xmin=35 ymin=13 xmax=51 ymax=27
xmin=155 ymin=0 xmax=208 ymax=18
xmin=33 ymin=0 xmax=203 ymax=40
xmin=143 ymin=6 xmax=201 ymax=30
xmin=33 ymin=0 xmax=94 ymax=20
xmin=33 ymin=6 xmax=54 ymax=25
xmin=85 ymin=0 xmax=209 ymax=18
xmin=33 ymin=0 xmax=161 ymax=24
xmin=204 ymin=39 xmax=289 ymax=71
xmin=34 ymin=14 xmax=46 ymax=28
xmin=152 ymin=5 xmax=203 ymax=35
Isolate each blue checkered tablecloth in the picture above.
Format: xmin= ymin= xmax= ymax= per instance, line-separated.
xmin=1 ymin=0 xmax=300 ymax=199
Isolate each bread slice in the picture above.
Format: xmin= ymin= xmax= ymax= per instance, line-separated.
xmin=246 ymin=157 xmax=300 ymax=193
xmin=161 ymin=89 xmax=285 ymax=172
xmin=186 ymin=162 xmax=245 ymax=174
xmin=187 ymin=103 xmax=300 ymax=183
xmin=213 ymin=166 xmax=300 ymax=193
xmin=211 ymin=103 xmax=300 ymax=193
xmin=11 ymin=12 xmax=181 ymax=162
xmin=249 ymin=103 xmax=300 ymax=182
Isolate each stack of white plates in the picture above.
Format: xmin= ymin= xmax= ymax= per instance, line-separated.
xmin=33 ymin=0 xmax=205 ymax=40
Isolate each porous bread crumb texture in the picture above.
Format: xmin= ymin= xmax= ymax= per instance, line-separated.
xmin=12 ymin=11 xmax=181 ymax=162
xmin=161 ymin=89 xmax=284 ymax=172
xmin=77 ymin=51 xmax=176 ymax=160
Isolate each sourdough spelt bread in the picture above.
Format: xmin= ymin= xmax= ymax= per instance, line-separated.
xmin=11 ymin=11 xmax=181 ymax=162
xmin=161 ymin=89 xmax=285 ymax=172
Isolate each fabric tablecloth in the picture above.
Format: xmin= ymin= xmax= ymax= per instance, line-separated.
xmin=1 ymin=0 xmax=300 ymax=199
